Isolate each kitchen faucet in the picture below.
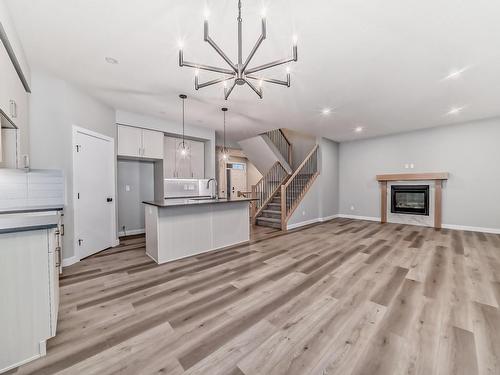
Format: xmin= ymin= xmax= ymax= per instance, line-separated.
xmin=206 ymin=178 xmax=218 ymax=199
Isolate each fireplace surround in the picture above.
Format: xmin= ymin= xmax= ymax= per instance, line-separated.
xmin=376 ymin=173 xmax=448 ymax=229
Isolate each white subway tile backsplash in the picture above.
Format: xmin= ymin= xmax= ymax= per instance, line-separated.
xmin=0 ymin=169 xmax=64 ymax=210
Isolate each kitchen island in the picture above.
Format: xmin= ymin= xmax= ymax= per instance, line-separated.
xmin=143 ymin=198 xmax=255 ymax=264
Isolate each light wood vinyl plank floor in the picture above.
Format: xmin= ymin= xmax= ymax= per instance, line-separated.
xmin=12 ymin=218 xmax=500 ymax=374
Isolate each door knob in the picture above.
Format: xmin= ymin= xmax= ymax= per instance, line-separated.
xmin=107 ymin=197 xmax=113 ymax=202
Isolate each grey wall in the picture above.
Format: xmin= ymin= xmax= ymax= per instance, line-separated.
xmin=339 ymin=118 xmax=500 ymax=230
xmin=282 ymin=129 xmax=317 ymax=170
xmin=117 ymin=160 xmax=154 ymax=234
xmin=288 ymin=137 xmax=340 ymax=227
xmin=29 ymin=70 xmax=116 ymax=260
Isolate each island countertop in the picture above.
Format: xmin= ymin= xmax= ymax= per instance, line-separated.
xmin=143 ymin=197 xmax=256 ymax=208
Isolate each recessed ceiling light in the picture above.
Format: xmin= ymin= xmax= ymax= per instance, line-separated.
xmin=321 ymin=108 xmax=332 ymax=115
xmin=354 ymin=126 xmax=364 ymax=133
xmin=443 ymin=67 xmax=468 ymax=81
xmin=105 ymin=57 xmax=119 ymax=64
xmin=446 ymin=106 xmax=464 ymax=115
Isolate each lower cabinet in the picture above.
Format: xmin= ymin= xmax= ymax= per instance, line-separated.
xmin=0 ymin=227 xmax=60 ymax=373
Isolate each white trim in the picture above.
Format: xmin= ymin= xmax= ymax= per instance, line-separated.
xmin=442 ymin=224 xmax=500 ymax=234
xmin=286 ymin=214 xmax=340 ymax=230
xmin=118 ymin=228 xmax=145 ymax=237
xmin=0 ymin=353 xmax=43 ymax=373
xmin=319 ymin=214 xmax=339 ymax=222
xmin=338 ymin=214 xmax=500 ymax=234
xmin=72 ymin=125 xmax=117 ymax=262
xmin=337 ymin=214 xmax=381 ymax=222
xmin=62 ymin=255 xmax=79 ymax=268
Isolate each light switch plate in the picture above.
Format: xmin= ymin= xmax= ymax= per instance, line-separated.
xmin=125 ymin=185 xmax=130 ymax=192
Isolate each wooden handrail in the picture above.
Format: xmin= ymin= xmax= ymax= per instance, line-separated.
xmin=278 ymin=129 xmax=291 ymax=146
xmin=281 ymin=172 xmax=319 ymax=230
xmin=283 ymin=144 xmax=319 ymax=189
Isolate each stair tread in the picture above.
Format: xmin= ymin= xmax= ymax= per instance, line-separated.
xmin=257 ymin=217 xmax=281 ymax=223
xmin=262 ymin=209 xmax=281 ymax=214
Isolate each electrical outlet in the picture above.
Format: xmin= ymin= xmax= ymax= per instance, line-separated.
xmin=125 ymin=185 xmax=130 ymax=192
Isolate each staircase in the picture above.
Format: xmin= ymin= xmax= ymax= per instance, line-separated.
xmin=252 ymin=130 xmax=319 ymax=231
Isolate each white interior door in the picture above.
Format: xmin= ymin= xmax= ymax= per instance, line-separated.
xmin=228 ymin=164 xmax=247 ymax=199
xmin=74 ymin=127 xmax=115 ymax=259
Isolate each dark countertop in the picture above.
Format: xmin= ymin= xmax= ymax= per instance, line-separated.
xmin=0 ymin=209 xmax=61 ymax=235
xmin=0 ymin=205 xmax=64 ymax=215
xmin=0 ymin=223 xmax=58 ymax=235
xmin=143 ymin=197 xmax=257 ymax=208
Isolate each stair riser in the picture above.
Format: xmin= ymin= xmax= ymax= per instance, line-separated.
xmin=256 ymin=220 xmax=282 ymax=229
xmin=261 ymin=212 xmax=281 ymax=219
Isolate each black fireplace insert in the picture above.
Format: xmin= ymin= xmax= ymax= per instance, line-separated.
xmin=391 ymin=185 xmax=429 ymax=216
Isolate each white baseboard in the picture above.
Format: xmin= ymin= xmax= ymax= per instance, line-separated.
xmin=118 ymin=228 xmax=145 ymax=237
xmin=337 ymin=214 xmax=381 ymax=222
xmin=287 ymin=214 xmax=340 ymax=230
xmin=442 ymin=224 xmax=500 ymax=234
xmin=338 ymin=214 xmax=500 ymax=234
xmin=62 ymin=255 xmax=79 ymax=268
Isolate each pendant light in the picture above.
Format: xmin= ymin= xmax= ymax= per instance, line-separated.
xmin=221 ymin=107 xmax=229 ymax=160
xmin=178 ymin=94 xmax=189 ymax=157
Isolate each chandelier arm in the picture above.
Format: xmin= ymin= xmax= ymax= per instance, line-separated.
xmin=196 ymin=76 xmax=235 ymax=90
xmin=246 ymin=74 xmax=290 ymax=87
xmin=245 ymin=56 xmax=296 ymax=74
xmin=245 ymin=79 xmax=263 ymax=99
xmin=224 ymin=80 xmax=237 ymax=100
xmin=180 ymin=59 xmax=235 ymax=75
xmin=242 ymin=18 xmax=267 ymax=72
xmin=204 ymin=29 xmax=237 ymax=71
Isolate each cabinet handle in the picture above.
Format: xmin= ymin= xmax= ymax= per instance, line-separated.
xmin=55 ymin=246 xmax=61 ymax=267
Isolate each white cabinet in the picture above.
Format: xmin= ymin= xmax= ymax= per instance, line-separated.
xmin=163 ymin=136 xmax=205 ymax=179
xmin=142 ymin=129 xmax=164 ymax=159
xmin=0 ymin=227 xmax=60 ymax=373
xmin=117 ymin=125 xmax=142 ymax=157
xmin=0 ymin=33 xmax=29 ymax=168
xmin=117 ymin=125 xmax=163 ymax=160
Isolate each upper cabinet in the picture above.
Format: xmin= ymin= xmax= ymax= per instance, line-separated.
xmin=0 ymin=5 xmax=31 ymax=168
xmin=117 ymin=125 xmax=164 ymax=160
xmin=141 ymin=129 xmax=163 ymax=159
xmin=163 ymin=136 xmax=205 ymax=179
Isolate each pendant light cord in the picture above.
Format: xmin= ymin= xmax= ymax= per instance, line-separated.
xmin=182 ymin=97 xmax=185 ymax=148
xmin=223 ymin=111 xmax=226 ymax=152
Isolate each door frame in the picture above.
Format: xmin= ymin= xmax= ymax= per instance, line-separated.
xmin=72 ymin=125 xmax=117 ymax=262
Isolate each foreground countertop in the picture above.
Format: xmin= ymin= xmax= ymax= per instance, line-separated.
xmin=0 ymin=205 xmax=64 ymax=215
xmin=143 ymin=197 xmax=256 ymax=208
xmin=0 ymin=209 xmax=61 ymax=234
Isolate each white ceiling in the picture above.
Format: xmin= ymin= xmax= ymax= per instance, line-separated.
xmin=6 ymin=0 xmax=500 ymax=142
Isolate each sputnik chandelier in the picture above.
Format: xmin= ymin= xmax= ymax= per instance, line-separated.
xmin=178 ymin=0 xmax=298 ymax=100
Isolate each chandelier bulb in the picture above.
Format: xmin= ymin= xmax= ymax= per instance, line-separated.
xmin=261 ymin=7 xmax=267 ymax=18
xmin=292 ymin=34 xmax=298 ymax=46
xmin=204 ymin=8 xmax=210 ymax=20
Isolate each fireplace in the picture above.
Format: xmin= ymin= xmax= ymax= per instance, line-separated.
xmin=391 ymin=185 xmax=429 ymax=216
